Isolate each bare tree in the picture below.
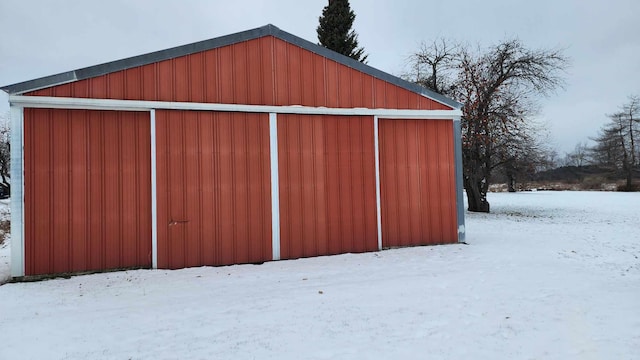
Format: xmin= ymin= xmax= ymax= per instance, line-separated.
xmin=542 ymin=148 xmax=560 ymax=171
xmin=497 ymin=129 xmax=551 ymax=192
xmin=590 ymin=123 xmax=623 ymax=169
xmin=590 ymin=97 xmax=639 ymax=190
xmin=622 ymin=96 xmax=639 ymax=167
xmin=407 ymin=39 xmax=568 ymax=211
xmin=564 ymin=142 xmax=590 ymax=167
xmin=0 ymin=112 xmax=9 ymax=197
xmin=453 ymin=40 xmax=568 ymax=212
xmin=406 ymin=38 xmax=458 ymax=94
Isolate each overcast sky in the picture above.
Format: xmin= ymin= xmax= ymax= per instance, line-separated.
xmin=1 ymin=0 xmax=638 ymax=154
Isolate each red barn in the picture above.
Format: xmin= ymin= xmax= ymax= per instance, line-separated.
xmin=2 ymin=25 xmax=465 ymax=278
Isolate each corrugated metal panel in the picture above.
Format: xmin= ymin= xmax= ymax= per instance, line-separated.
xmin=278 ymin=114 xmax=378 ymax=259
xmin=155 ymin=110 xmax=272 ymax=269
xmin=26 ymin=37 xmax=450 ymax=110
xmin=23 ymin=109 xmax=152 ymax=276
xmin=379 ymin=119 xmax=458 ymax=247
xmin=28 ymin=37 xmax=276 ymax=106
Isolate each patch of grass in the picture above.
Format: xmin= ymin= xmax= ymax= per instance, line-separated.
xmin=616 ymin=180 xmax=640 ymax=192
xmin=582 ymin=176 xmax=608 ymax=190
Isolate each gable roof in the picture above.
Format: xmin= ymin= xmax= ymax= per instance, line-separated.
xmin=1 ymin=24 xmax=461 ymax=109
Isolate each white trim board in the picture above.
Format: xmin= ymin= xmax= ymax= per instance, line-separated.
xmin=9 ymin=95 xmax=462 ymax=119
xmin=150 ymin=110 xmax=158 ymax=269
xmin=373 ymin=116 xmax=383 ymax=251
xmin=269 ymin=113 xmax=281 ymax=261
xmin=9 ymin=105 xmax=25 ymax=277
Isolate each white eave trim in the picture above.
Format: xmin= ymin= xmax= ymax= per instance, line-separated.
xmin=9 ymin=95 xmax=462 ymax=119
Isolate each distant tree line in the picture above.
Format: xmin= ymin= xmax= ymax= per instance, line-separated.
xmin=564 ymin=96 xmax=640 ymax=190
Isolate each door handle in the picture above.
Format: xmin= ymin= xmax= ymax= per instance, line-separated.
xmin=169 ymin=219 xmax=189 ymax=226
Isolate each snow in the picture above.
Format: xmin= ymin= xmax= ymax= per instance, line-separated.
xmin=0 ymin=191 xmax=638 ymax=359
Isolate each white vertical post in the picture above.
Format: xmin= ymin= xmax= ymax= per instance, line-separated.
xmin=269 ymin=113 xmax=281 ymax=260
xmin=452 ymin=117 xmax=466 ymax=242
xmin=150 ymin=109 xmax=158 ymax=269
xmin=9 ymin=105 xmax=24 ymax=277
xmin=374 ymin=116 xmax=383 ymax=250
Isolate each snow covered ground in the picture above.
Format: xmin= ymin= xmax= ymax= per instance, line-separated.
xmin=0 ymin=191 xmax=638 ymax=359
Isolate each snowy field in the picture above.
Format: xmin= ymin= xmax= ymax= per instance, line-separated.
xmin=0 ymin=191 xmax=638 ymax=359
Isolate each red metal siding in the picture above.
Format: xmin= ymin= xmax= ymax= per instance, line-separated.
xmin=278 ymin=115 xmax=378 ymax=259
xmin=379 ymin=119 xmax=458 ymax=247
xmin=18 ymin=31 xmax=460 ymax=275
xmin=27 ymin=37 xmax=451 ymax=110
xmin=155 ymin=110 xmax=272 ymax=269
xmin=28 ymin=37 xmax=276 ymax=106
xmin=23 ymin=109 xmax=152 ymax=276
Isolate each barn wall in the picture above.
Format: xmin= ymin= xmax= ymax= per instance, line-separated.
xmin=379 ymin=119 xmax=458 ymax=247
xmin=23 ymin=109 xmax=152 ymax=275
xmin=13 ymin=29 xmax=463 ymax=277
xmin=278 ymin=114 xmax=378 ymax=259
xmin=26 ymin=37 xmax=274 ymax=105
xmin=270 ymin=41 xmax=449 ymax=110
xmin=155 ymin=110 xmax=272 ymax=269
xmin=26 ymin=37 xmax=450 ymax=111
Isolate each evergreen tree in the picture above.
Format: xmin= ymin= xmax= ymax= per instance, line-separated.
xmin=317 ymin=0 xmax=368 ymax=63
